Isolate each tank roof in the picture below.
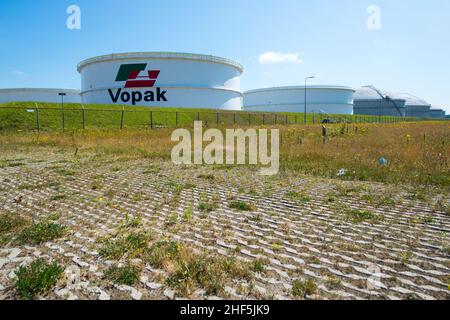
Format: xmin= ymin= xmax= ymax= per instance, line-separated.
xmin=0 ymin=88 xmax=80 ymax=94
xmin=77 ymin=52 xmax=244 ymax=73
xmin=245 ymin=85 xmax=355 ymax=94
xmin=354 ymin=87 xmax=431 ymax=106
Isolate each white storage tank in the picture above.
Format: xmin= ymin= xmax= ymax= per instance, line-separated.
xmin=0 ymin=88 xmax=81 ymax=104
xmin=243 ymin=85 xmax=355 ymax=115
xmin=77 ymin=52 xmax=244 ymax=110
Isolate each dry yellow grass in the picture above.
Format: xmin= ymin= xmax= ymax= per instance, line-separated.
xmin=0 ymin=121 xmax=448 ymax=187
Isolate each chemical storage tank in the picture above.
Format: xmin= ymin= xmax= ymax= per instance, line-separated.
xmin=354 ymin=87 xmax=406 ymax=117
xmin=396 ymin=93 xmax=432 ymax=118
xmin=0 ymin=88 xmax=81 ymax=104
xmin=243 ymin=86 xmax=355 ymax=115
xmin=429 ymin=109 xmax=446 ymax=119
xmin=77 ymin=52 xmax=244 ymax=110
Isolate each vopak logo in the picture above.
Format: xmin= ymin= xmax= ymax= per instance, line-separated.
xmin=108 ymin=63 xmax=167 ymax=105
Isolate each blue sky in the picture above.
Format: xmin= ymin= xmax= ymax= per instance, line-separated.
xmin=0 ymin=0 xmax=449 ymax=112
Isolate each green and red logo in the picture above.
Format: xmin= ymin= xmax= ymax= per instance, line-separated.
xmin=108 ymin=63 xmax=167 ymax=105
xmin=115 ymin=63 xmax=160 ymax=88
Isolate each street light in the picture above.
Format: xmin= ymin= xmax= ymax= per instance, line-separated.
xmin=59 ymin=92 xmax=67 ymax=129
xmin=304 ymin=76 xmax=315 ymax=124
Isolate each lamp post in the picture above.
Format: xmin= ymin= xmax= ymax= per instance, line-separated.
xmin=59 ymin=92 xmax=66 ymax=129
xmin=304 ymin=76 xmax=315 ymax=124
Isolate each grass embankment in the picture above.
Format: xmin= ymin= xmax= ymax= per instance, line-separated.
xmin=1 ymin=122 xmax=448 ymax=187
xmin=0 ymin=101 xmax=405 ymax=131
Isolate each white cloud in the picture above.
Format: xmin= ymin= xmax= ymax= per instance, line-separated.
xmin=11 ymin=70 xmax=27 ymax=76
xmin=258 ymin=51 xmax=302 ymax=64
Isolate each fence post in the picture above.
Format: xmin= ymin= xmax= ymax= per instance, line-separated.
xmin=275 ymin=114 xmax=277 ymax=125
xmin=176 ymin=112 xmax=178 ymax=127
xmin=262 ymin=114 xmax=265 ymax=125
xmin=120 ymin=107 xmax=124 ymax=129
xmin=248 ymin=113 xmax=251 ymax=126
xmin=81 ymin=105 xmax=86 ymax=130
xmin=233 ymin=113 xmax=236 ymax=125
xmin=150 ymin=111 xmax=153 ymax=129
xmin=61 ymin=106 xmax=65 ymax=130
xmin=35 ymin=104 xmax=40 ymax=131
xmin=197 ymin=112 xmax=200 ymax=121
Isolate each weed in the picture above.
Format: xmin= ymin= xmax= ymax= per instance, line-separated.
xmin=104 ymin=265 xmax=141 ymax=286
xmin=251 ymin=259 xmax=267 ymax=273
xmin=148 ymin=241 xmax=252 ymax=296
xmin=286 ymin=191 xmax=311 ymax=203
xmin=198 ymin=174 xmax=215 ymax=181
xmin=198 ymin=201 xmax=217 ymax=213
xmin=91 ymin=181 xmax=103 ymax=190
xmin=230 ymin=201 xmax=256 ymax=212
xmin=0 ymin=213 xmax=28 ymax=235
xmin=99 ymin=231 xmax=150 ymax=260
xmin=16 ymin=222 xmax=66 ymax=245
xmin=50 ymin=194 xmax=67 ymax=201
xmin=400 ymin=251 xmax=412 ymax=265
xmin=345 ymin=209 xmax=381 ymax=224
xmin=292 ymin=278 xmax=317 ymax=299
xmin=14 ymin=259 xmax=64 ymax=300
xmin=184 ymin=206 xmax=193 ymax=221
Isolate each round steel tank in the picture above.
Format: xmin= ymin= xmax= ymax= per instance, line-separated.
xmin=0 ymin=88 xmax=81 ymax=104
xmin=243 ymin=85 xmax=354 ymax=115
xmin=77 ymin=52 xmax=244 ymax=110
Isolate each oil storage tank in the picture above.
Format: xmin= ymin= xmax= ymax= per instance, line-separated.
xmin=429 ymin=109 xmax=446 ymax=119
xmin=77 ymin=52 xmax=244 ymax=110
xmin=396 ymin=94 xmax=432 ymax=118
xmin=0 ymin=88 xmax=81 ymax=104
xmin=354 ymin=87 xmax=406 ymax=117
xmin=243 ymin=86 xmax=355 ymax=115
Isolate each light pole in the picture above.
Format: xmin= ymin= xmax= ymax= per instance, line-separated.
xmin=304 ymin=76 xmax=315 ymax=124
xmin=59 ymin=92 xmax=66 ymax=129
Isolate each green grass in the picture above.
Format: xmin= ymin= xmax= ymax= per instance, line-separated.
xmin=14 ymin=259 xmax=64 ymax=300
xmin=99 ymin=230 xmax=151 ymax=260
xmin=16 ymin=222 xmax=66 ymax=245
xmin=0 ymin=213 xmax=30 ymax=246
xmin=0 ymin=101 xmax=408 ymax=132
xmin=104 ymin=265 xmax=141 ymax=286
xmin=345 ymin=209 xmax=382 ymax=224
xmin=230 ymin=200 xmax=257 ymax=211
xmin=0 ymin=213 xmax=28 ymax=235
xmin=148 ymin=240 xmax=252 ymax=296
xmin=292 ymin=278 xmax=318 ymax=299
